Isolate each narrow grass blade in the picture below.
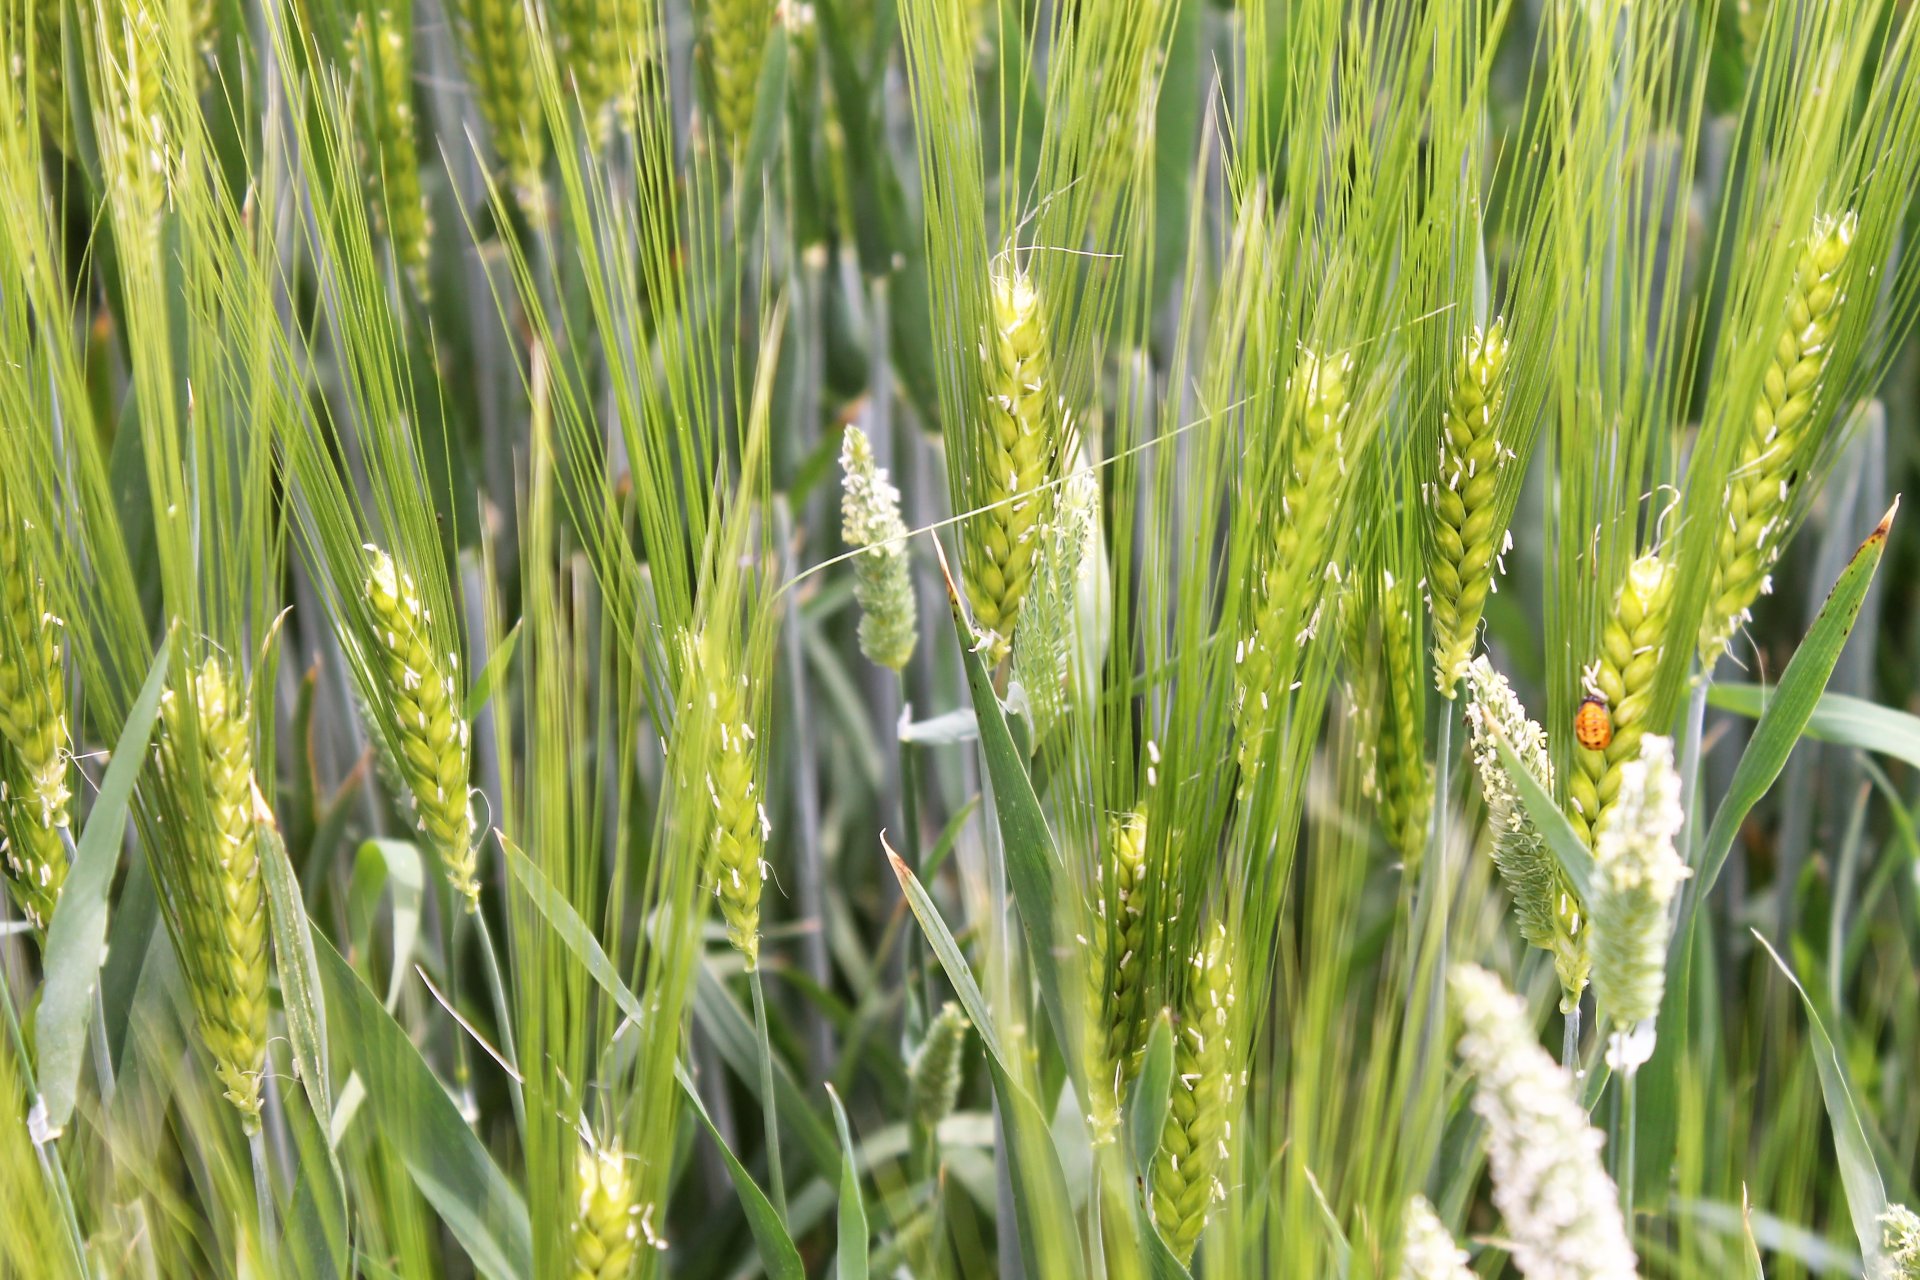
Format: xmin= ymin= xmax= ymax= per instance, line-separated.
xmin=462 ymin=619 xmax=521 ymax=719
xmin=33 ymin=641 xmax=169 ymax=1138
xmin=826 ymin=1084 xmax=869 ymax=1280
xmin=1490 ymin=728 xmax=1594 ymax=900
xmin=348 ymin=840 xmax=426 ymax=1011
xmin=677 ymin=1060 xmax=807 ymax=1279
xmin=1709 ymin=685 xmax=1920 ymax=771
xmin=1128 ymin=1010 xmax=1174 ymax=1177
xmin=1694 ymin=502 xmax=1895 ymax=901
xmin=1752 ymin=932 xmax=1888 ymax=1271
xmin=314 ymin=934 xmax=531 ymax=1280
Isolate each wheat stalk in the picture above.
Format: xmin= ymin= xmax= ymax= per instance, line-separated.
xmin=839 ymin=424 xmax=918 ymax=671
xmin=962 ymin=265 xmax=1061 ymax=664
xmin=1151 ymin=920 xmax=1234 ymax=1265
xmin=346 ymin=8 xmax=433 ymax=297
xmin=1430 ymin=320 xmax=1513 ymax=697
xmin=363 ymin=546 xmax=478 ymax=907
xmin=1699 ymin=212 xmax=1856 ymax=665
xmin=1589 ymin=735 xmax=1689 ymax=1041
xmin=1451 ymin=964 xmax=1639 ymax=1280
xmin=1465 ymin=657 xmax=1589 ymax=1012
xmin=1569 ymin=550 xmax=1676 ymax=846
xmin=154 ymin=655 xmax=270 ymax=1133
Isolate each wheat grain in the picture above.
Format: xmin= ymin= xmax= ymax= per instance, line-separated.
xmin=1451 ymin=964 xmax=1638 ymax=1280
xmin=155 ymin=656 xmax=270 ymax=1134
xmin=1151 ymin=921 xmax=1234 ymax=1265
xmin=347 ymin=9 xmax=433 ymax=297
xmin=962 ymin=266 xmax=1060 ymax=664
xmin=363 ymin=546 xmax=478 ymax=907
xmin=1589 ymin=736 xmax=1689 ymax=1040
xmin=839 ymin=425 xmax=918 ymax=671
xmin=1430 ymin=321 xmax=1512 ymax=696
xmin=1569 ymin=550 xmax=1676 ymax=846
xmin=1699 ymin=212 xmax=1856 ymax=665
xmin=1465 ymin=657 xmax=1589 ymax=1013
xmin=1399 ymin=1195 xmax=1474 ymax=1280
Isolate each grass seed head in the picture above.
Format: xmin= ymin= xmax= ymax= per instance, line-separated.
xmin=1465 ymin=657 xmax=1589 ymax=1012
xmin=572 ymin=1141 xmax=643 ymax=1279
xmin=702 ymin=0 xmax=776 ymax=145
xmin=692 ymin=628 xmax=765 ymax=968
xmin=156 ymin=655 xmax=269 ymax=1134
xmin=1589 ymin=736 xmax=1689 ymax=1036
xmin=1083 ymin=805 xmax=1149 ymax=1142
xmin=962 ymin=266 xmax=1059 ymax=663
xmin=1700 ymin=211 xmax=1856 ymax=666
xmin=1569 ymin=550 xmax=1677 ymax=846
xmin=1451 ymin=964 xmax=1638 ymax=1280
xmin=452 ymin=0 xmax=547 ymax=208
xmin=1430 ymin=321 xmax=1512 ymax=696
xmin=0 ymin=751 xmax=65 ymax=931
xmin=0 ymin=498 xmax=70 ymax=840
xmin=1399 ymin=1194 xmax=1474 ymax=1280
xmin=909 ymin=1001 xmax=971 ymax=1132
xmin=1152 ymin=920 xmax=1235 ymax=1265
xmin=839 ymin=425 xmax=918 ymax=671
xmin=557 ymin=0 xmax=650 ymax=147
xmin=364 ymin=546 xmax=478 ymax=907
xmin=1882 ymin=1204 xmax=1920 ymax=1280
xmin=1378 ymin=573 xmax=1431 ymax=862
xmin=346 ymin=9 xmax=433 ymax=297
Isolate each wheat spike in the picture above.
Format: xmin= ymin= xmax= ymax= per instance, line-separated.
xmin=1589 ymin=736 xmax=1689 ymax=1040
xmin=1465 ymin=657 xmax=1589 ymax=1012
xmin=347 ymin=8 xmax=433 ymax=297
xmin=1399 ymin=1195 xmax=1475 ymax=1280
xmin=557 ymin=0 xmax=648 ymax=146
xmin=571 ymin=1141 xmax=643 ymax=1279
xmin=962 ymin=266 xmax=1060 ymax=663
xmin=452 ymin=0 xmax=546 ymax=208
xmin=0 ymin=752 xmax=64 ymax=931
xmin=691 ymin=628 xmax=766 ymax=968
xmin=1699 ymin=212 xmax=1856 ymax=665
xmin=0 ymin=497 xmax=70 ymax=840
xmin=1451 ymin=964 xmax=1639 ymax=1280
xmin=155 ymin=656 xmax=270 ymax=1133
xmin=1430 ymin=321 xmax=1512 ymax=696
xmin=839 ymin=425 xmax=918 ymax=671
xmin=1083 ymin=805 xmax=1148 ymax=1142
xmin=1378 ymin=572 xmax=1430 ymax=862
xmin=1882 ymin=1205 xmax=1920 ymax=1279
xmin=1569 ymin=550 xmax=1676 ymax=846
xmin=908 ymin=1001 xmax=971 ymax=1132
xmin=1236 ymin=347 xmax=1355 ymax=776
xmin=1151 ymin=921 xmax=1235 ymax=1265
xmin=702 ymin=0 xmax=774 ymax=145
xmin=363 ymin=546 xmax=478 ymax=907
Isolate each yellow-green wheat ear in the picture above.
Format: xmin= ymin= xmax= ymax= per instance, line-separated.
xmin=692 ymin=628 xmax=767 ymax=968
xmin=1377 ymin=572 xmax=1430 ymax=862
xmin=961 ymin=267 xmax=1060 ymax=664
xmin=1151 ymin=921 xmax=1235 ymax=1266
xmin=28 ymin=0 xmax=72 ymax=154
xmin=155 ymin=657 xmax=270 ymax=1134
xmin=1568 ymin=551 xmax=1676 ymax=847
xmin=101 ymin=0 xmax=170 ymax=238
xmin=0 ymin=498 xmax=71 ymax=846
xmin=1 ymin=750 xmax=65 ymax=931
xmin=1699 ymin=211 xmax=1856 ymax=666
xmin=1235 ymin=348 xmax=1356 ymax=776
xmin=701 ymin=0 xmax=774 ymax=146
xmin=347 ymin=8 xmax=433 ymax=298
xmin=453 ymin=0 xmax=547 ymax=210
xmin=363 ymin=546 xmax=478 ymax=907
xmin=557 ymin=0 xmax=648 ymax=147
xmin=1430 ymin=320 xmax=1512 ymax=697
xmin=839 ymin=425 xmax=918 ymax=671
xmin=572 ymin=1141 xmax=644 ymax=1278
xmin=1082 ymin=805 xmax=1149 ymax=1142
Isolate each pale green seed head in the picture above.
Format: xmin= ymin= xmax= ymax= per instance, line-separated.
xmin=839 ymin=425 xmax=917 ymax=671
xmin=1590 ymin=736 xmax=1690 ymax=1036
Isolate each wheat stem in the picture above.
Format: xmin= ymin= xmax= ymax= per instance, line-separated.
xmin=750 ymin=968 xmax=787 ymax=1225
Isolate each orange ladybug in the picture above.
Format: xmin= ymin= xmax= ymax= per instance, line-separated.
xmin=1575 ymin=696 xmax=1613 ymax=751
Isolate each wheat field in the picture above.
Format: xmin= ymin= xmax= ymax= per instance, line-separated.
xmin=2 ymin=0 xmax=1920 ymax=1276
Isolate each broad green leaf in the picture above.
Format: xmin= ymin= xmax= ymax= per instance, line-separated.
xmin=33 ymin=641 xmax=169 ymax=1138
xmin=1128 ymin=1011 xmax=1174 ymax=1177
xmin=1753 ymin=933 xmax=1887 ymax=1271
xmin=314 ymin=933 xmax=531 ymax=1280
xmin=677 ymin=1061 xmax=807 ymax=1280
xmin=826 ymin=1084 xmax=870 ymax=1280
xmin=694 ymin=964 xmax=843 ymax=1181
xmin=885 ymin=840 xmax=1084 ymax=1279
xmin=349 ymin=839 xmax=426 ymax=1011
xmin=1709 ymin=684 xmax=1920 ymax=771
xmin=462 ymin=619 xmax=521 ymax=720
xmin=1489 ymin=727 xmax=1594 ymax=901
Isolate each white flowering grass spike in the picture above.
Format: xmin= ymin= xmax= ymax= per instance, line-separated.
xmin=1464 ymin=657 xmax=1589 ymax=1012
xmin=1881 ymin=1204 xmax=1920 ymax=1279
xmin=1451 ymin=964 xmax=1639 ymax=1280
xmin=839 ymin=425 xmax=917 ymax=671
xmin=1589 ymin=736 xmax=1690 ymax=1040
xmin=1400 ymin=1194 xmax=1475 ymax=1280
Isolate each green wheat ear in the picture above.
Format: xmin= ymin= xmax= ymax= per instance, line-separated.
xmin=1569 ymin=550 xmax=1676 ymax=846
xmin=1082 ymin=804 xmax=1149 ymax=1143
xmin=962 ymin=266 xmax=1061 ymax=664
xmin=1699 ymin=211 xmax=1856 ymax=667
xmin=347 ymin=8 xmax=433 ymax=297
xmin=691 ymin=627 xmax=766 ymax=968
xmin=557 ymin=0 xmax=649 ymax=147
xmin=1430 ymin=320 xmax=1512 ymax=697
xmin=0 ymin=497 xmax=71 ymax=842
xmin=572 ymin=1141 xmax=644 ymax=1278
xmin=701 ymin=0 xmax=775 ymax=146
xmin=363 ymin=546 xmax=478 ymax=907
xmin=155 ymin=656 xmax=270 ymax=1134
xmin=839 ymin=424 xmax=918 ymax=671
xmin=452 ymin=0 xmax=547 ymax=209
xmin=1151 ymin=920 xmax=1235 ymax=1265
